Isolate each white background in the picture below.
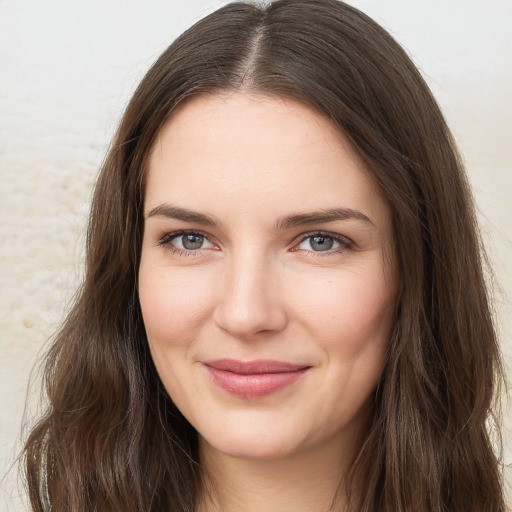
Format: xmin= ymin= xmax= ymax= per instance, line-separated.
xmin=1 ymin=0 xmax=511 ymax=509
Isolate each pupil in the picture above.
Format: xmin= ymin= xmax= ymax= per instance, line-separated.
xmin=311 ymin=236 xmax=333 ymax=251
xmin=182 ymin=234 xmax=203 ymax=250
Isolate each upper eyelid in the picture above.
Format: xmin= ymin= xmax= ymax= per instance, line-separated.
xmin=160 ymin=229 xmax=213 ymax=240
xmin=296 ymin=230 xmax=353 ymax=244
xmin=160 ymin=229 xmax=351 ymax=240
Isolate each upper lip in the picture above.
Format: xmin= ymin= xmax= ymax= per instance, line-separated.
xmin=203 ymin=359 xmax=310 ymax=374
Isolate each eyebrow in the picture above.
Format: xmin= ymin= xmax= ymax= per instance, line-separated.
xmin=276 ymin=208 xmax=374 ymax=229
xmin=146 ymin=203 xmax=373 ymax=229
xmin=146 ymin=204 xmax=219 ymax=226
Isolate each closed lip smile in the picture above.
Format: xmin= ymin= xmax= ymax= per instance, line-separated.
xmin=203 ymin=359 xmax=311 ymax=398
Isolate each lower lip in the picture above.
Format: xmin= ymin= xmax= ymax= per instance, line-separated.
xmin=205 ymin=366 xmax=309 ymax=398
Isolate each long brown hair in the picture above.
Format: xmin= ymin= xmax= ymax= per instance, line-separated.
xmin=23 ymin=1 xmax=505 ymax=510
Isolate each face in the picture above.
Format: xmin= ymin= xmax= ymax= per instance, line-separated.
xmin=139 ymin=92 xmax=398 ymax=462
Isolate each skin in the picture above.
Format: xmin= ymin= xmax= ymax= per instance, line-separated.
xmin=138 ymin=92 xmax=398 ymax=511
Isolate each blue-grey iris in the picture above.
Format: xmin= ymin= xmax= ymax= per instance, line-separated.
xmin=182 ymin=234 xmax=204 ymax=250
xmin=310 ymin=235 xmax=333 ymax=251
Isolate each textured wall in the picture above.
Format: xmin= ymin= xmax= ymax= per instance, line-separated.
xmin=1 ymin=0 xmax=511 ymax=509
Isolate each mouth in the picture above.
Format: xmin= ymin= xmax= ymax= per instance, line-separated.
xmin=203 ymin=359 xmax=311 ymax=398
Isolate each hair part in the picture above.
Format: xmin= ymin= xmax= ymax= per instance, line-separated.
xmin=23 ymin=1 xmax=505 ymax=511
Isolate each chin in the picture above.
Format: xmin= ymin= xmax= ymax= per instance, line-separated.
xmin=199 ymin=424 xmax=305 ymax=461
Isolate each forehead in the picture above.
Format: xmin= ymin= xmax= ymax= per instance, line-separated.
xmin=150 ymin=92 xmax=356 ymax=172
xmin=145 ymin=92 xmax=391 ymax=230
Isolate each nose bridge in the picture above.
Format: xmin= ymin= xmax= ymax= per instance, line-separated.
xmin=213 ymin=245 xmax=287 ymax=338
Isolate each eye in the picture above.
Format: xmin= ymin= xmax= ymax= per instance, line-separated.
xmin=296 ymin=232 xmax=352 ymax=253
xmin=159 ymin=231 xmax=216 ymax=253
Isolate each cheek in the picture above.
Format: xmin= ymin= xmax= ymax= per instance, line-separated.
xmin=138 ymin=263 xmax=215 ymax=348
xmin=291 ymin=265 xmax=397 ymax=357
xmin=138 ymin=262 xmax=215 ymax=414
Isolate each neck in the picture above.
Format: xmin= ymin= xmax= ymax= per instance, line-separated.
xmin=196 ymin=432 xmax=362 ymax=512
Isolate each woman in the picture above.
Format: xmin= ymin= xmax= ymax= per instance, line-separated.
xmin=23 ymin=0 xmax=506 ymax=510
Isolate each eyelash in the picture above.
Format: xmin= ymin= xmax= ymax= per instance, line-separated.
xmin=158 ymin=230 xmax=353 ymax=257
xmin=158 ymin=230 xmax=216 ymax=257
xmin=294 ymin=231 xmax=353 ymax=256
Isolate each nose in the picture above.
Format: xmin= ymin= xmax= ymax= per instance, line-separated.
xmin=213 ymin=251 xmax=288 ymax=340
